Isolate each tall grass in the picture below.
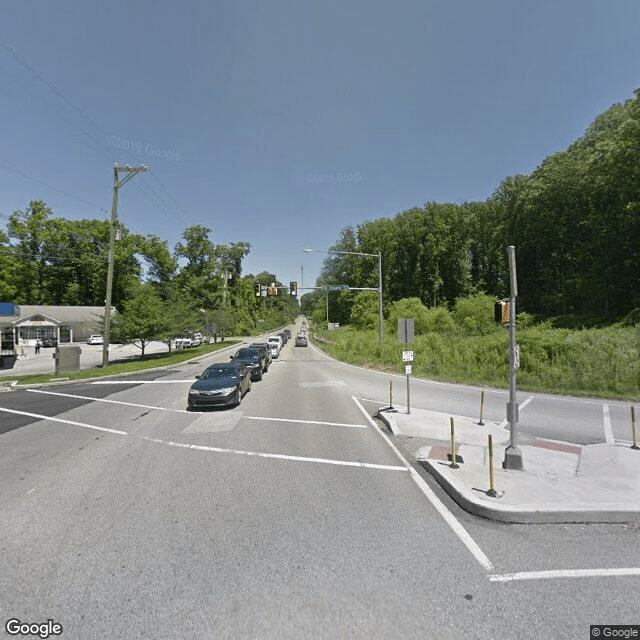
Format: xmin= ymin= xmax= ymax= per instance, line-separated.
xmin=313 ymin=324 xmax=640 ymax=400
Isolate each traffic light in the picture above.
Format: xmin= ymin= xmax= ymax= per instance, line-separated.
xmin=494 ymin=300 xmax=509 ymax=323
xmin=289 ymin=281 xmax=297 ymax=296
xmin=255 ymin=283 xmax=261 ymax=297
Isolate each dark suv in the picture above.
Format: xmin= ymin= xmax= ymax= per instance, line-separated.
xmin=230 ymin=347 xmax=267 ymax=381
xmin=248 ymin=342 xmax=272 ymax=368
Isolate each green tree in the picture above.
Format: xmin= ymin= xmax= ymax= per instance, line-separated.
xmin=110 ymin=285 xmax=166 ymax=357
xmin=349 ymin=291 xmax=379 ymax=330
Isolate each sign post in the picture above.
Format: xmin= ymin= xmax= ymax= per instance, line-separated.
xmin=399 ymin=318 xmax=415 ymax=415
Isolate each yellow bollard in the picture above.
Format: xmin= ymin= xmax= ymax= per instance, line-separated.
xmin=477 ymin=390 xmax=485 ymax=425
xmin=449 ymin=417 xmax=460 ymax=468
xmin=487 ymin=434 xmax=498 ymax=497
xmin=632 ymin=406 xmax=639 ymax=450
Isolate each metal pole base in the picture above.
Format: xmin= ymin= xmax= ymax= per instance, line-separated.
xmin=502 ymin=445 xmax=524 ymax=470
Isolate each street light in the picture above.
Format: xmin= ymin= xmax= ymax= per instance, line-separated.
xmin=303 ymin=248 xmax=384 ymax=342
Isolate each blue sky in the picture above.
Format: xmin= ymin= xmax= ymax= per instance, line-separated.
xmin=1 ymin=0 xmax=639 ymax=293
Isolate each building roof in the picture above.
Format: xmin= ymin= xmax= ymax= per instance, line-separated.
xmin=0 ymin=305 xmax=115 ymax=324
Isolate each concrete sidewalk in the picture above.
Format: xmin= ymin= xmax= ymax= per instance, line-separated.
xmin=377 ymin=404 xmax=640 ymax=524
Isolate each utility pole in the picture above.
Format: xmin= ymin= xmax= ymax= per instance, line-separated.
xmin=102 ymin=164 xmax=147 ymax=367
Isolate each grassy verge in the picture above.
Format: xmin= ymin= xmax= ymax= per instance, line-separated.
xmin=311 ymin=325 xmax=640 ymax=400
xmin=0 ymin=340 xmax=241 ymax=386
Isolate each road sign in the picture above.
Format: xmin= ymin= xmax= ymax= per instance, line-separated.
xmin=405 ymin=364 xmax=412 ymax=375
xmin=398 ymin=317 xmax=414 ymax=344
xmin=324 ymin=285 xmax=349 ymax=291
xmin=514 ymin=344 xmax=520 ymax=369
xmin=402 ymin=350 xmax=414 ymax=362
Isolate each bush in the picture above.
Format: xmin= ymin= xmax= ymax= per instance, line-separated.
xmin=387 ymin=297 xmax=455 ymax=335
xmin=453 ymin=292 xmax=499 ymax=335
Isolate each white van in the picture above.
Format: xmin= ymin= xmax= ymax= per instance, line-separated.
xmin=267 ymin=335 xmax=282 ymax=351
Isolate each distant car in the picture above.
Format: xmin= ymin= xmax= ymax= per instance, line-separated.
xmin=174 ymin=337 xmax=193 ymax=349
xmin=87 ymin=334 xmax=103 ymax=345
xmin=230 ymin=347 xmax=267 ymax=380
xmin=40 ymin=337 xmax=57 ymax=348
xmin=187 ymin=362 xmax=251 ymax=409
xmin=248 ymin=342 xmax=272 ymax=368
xmin=269 ymin=344 xmax=280 ymax=359
xmin=295 ymin=334 xmax=307 ymax=347
xmin=192 ymin=332 xmax=203 ymax=346
xmin=284 ymin=329 xmax=292 ymax=339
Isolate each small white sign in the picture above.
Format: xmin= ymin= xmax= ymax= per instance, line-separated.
xmin=402 ymin=350 xmax=414 ymax=362
xmin=405 ymin=364 xmax=412 ymax=375
xmin=514 ymin=344 xmax=520 ymax=369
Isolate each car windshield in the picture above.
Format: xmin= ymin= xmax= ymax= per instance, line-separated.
xmin=236 ymin=349 xmax=259 ymax=360
xmin=201 ymin=367 xmax=237 ymax=380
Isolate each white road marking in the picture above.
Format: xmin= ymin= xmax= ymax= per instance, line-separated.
xmin=0 ymin=406 xmax=128 ymax=435
xmin=489 ymin=568 xmax=640 ymax=582
xmin=351 ymin=396 xmax=494 ymax=572
xmin=299 ymin=381 xmax=347 ymax=388
xmin=142 ymin=436 xmax=408 ymax=471
xmin=602 ymin=404 xmax=614 ymax=444
xmin=23 ymin=390 xmax=366 ymax=428
xmin=244 ymin=415 xmax=366 ymax=428
xmin=91 ymin=379 xmax=195 ymax=384
xmin=520 ymin=395 xmax=534 ymax=411
xmin=26 ymin=388 xmax=189 ymax=413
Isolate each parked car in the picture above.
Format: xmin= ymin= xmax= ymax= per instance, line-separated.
xmin=284 ymin=329 xmax=292 ymax=339
xmin=269 ymin=344 xmax=280 ymax=359
xmin=40 ymin=337 xmax=57 ymax=347
xmin=268 ymin=335 xmax=283 ymax=351
xmin=279 ymin=331 xmax=288 ymax=344
xmin=230 ymin=347 xmax=267 ymax=380
xmin=192 ymin=332 xmax=203 ymax=346
xmin=248 ymin=342 xmax=272 ymax=367
xmin=87 ymin=334 xmax=103 ymax=344
xmin=174 ymin=337 xmax=193 ymax=349
xmin=187 ymin=362 xmax=251 ymax=409
xmin=295 ymin=334 xmax=308 ymax=347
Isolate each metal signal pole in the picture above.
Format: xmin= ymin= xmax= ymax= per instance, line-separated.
xmin=502 ymin=245 xmax=523 ymax=470
xmin=102 ymin=164 xmax=147 ymax=367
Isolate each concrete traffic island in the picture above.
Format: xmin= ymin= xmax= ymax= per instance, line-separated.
xmin=377 ymin=405 xmax=640 ymax=524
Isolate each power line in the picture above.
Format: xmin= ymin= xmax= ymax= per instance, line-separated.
xmin=0 ymin=161 xmax=105 ymax=211
xmin=0 ymin=39 xmax=197 ymax=234
xmin=0 ymin=39 xmax=110 ymax=140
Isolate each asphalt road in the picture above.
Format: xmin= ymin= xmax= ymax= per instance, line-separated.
xmin=1 ymin=327 xmax=638 ymax=639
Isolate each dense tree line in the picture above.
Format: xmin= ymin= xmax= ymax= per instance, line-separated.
xmin=307 ymin=88 xmax=640 ymax=324
xmin=0 ymin=201 xmax=298 ymax=337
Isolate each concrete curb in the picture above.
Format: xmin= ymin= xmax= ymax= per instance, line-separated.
xmin=376 ymin=408 xmax=640 ymax=524
xmin=418 ymin=457 xmax=640 ymax=524
xmin=0 ymin=341 xmax=244 ymax=390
